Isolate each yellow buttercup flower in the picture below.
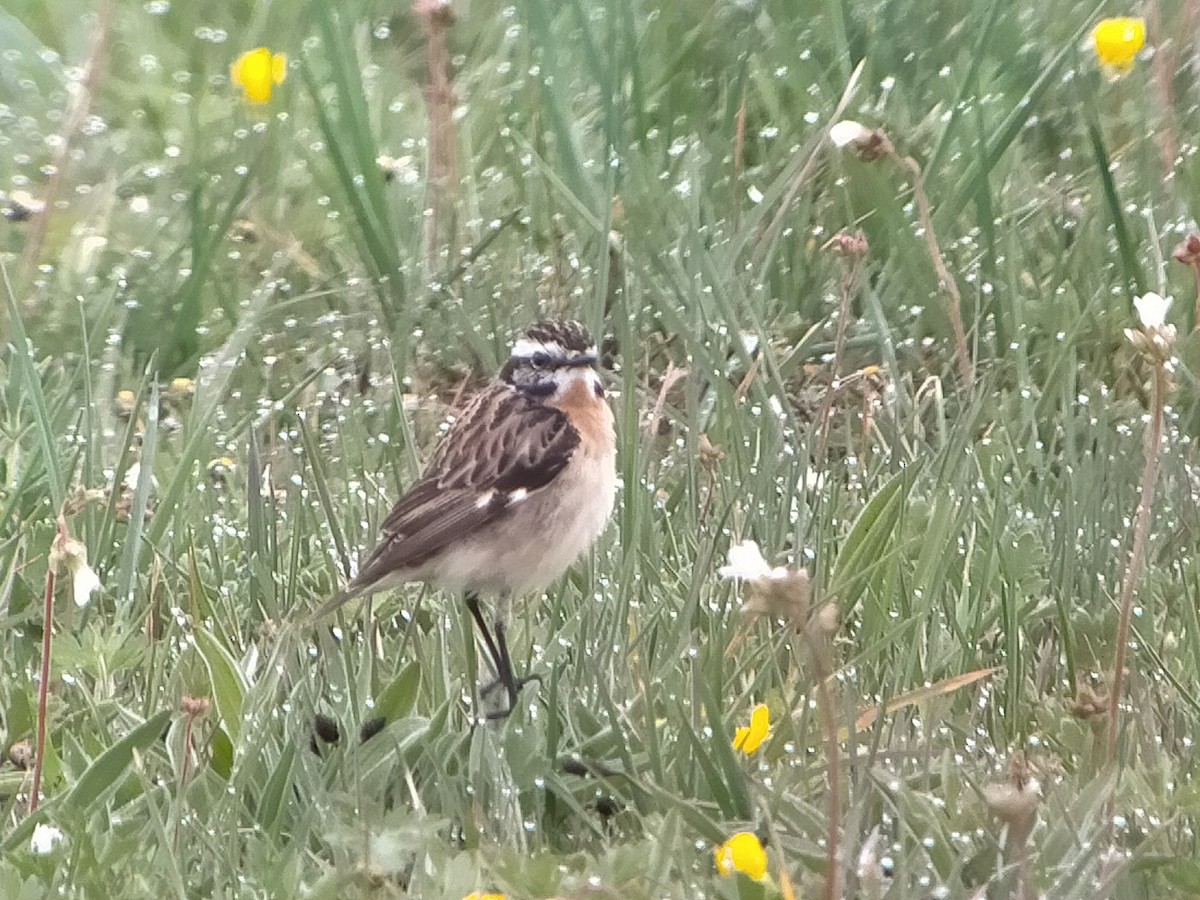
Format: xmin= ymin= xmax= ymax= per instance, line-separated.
xmin=463 ymin=894 xmax=505 ymax=900
xmin=1092 ymin=17 xmax=1145 ymax=76
xmin=714 ymin=832 xmax=768 ymax=881
xmin=733 ymin=703 xmax=771 ymax=754
xmin=230 ymin=47 xmax=287 ymax=103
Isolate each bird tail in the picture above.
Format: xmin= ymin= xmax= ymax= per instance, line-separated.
xmin=309 ymin=585 xmax=363 ymax=624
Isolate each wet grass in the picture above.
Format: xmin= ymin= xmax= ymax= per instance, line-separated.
xmin=4 ymin=0 xmax=1200 ymax=896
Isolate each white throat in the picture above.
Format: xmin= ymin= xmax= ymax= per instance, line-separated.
xmin=550 ymin=366 xmax=602 ymax=399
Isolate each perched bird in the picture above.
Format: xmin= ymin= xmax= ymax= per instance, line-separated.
xmin=315 ymin=320 xmax=617 ymax=718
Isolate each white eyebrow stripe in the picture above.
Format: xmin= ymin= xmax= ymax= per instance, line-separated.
xmin=511 ymin=338 xmax=564 ymax=358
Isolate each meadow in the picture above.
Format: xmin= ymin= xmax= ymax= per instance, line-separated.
xmin=3 ymin=0 xmax=1200 ymax=896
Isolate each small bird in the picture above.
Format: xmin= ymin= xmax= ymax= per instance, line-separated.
xmin=315 ymin=320 xmax=617 ymax=718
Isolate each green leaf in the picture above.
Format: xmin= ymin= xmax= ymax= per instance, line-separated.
xmin=373 ymin=660 xmax=421 ymax=724
xmin=256 ymin=743 xmax=295 ymax=836
xmin=194 ymin=627 xmax=248 ymax=743
xmin=1084 ymin=112 xmax=1145 ymax=297
xmin=65 ymin=709 xmax=171 ymax=812
xmin=829 ymin=467 xmax=912 ymax=608
xmin=942 ymin=4 xmax=1102 ymax=221
xmin=210 ymin=727 xmax=234 ymax=780
xmin=1 ymin=267 xmax=65 ymax=512
xmin=676 ymin=704 xmax=738 ymax=820
xmin=698 ymin=676 xmax=751 ymax=820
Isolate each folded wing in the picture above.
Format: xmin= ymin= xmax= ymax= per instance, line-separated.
xmin=347 ymin=387 xmax=580 ymax=593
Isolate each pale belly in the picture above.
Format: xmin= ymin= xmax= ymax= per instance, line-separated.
xmin=424 ymin=445 xmax=617 ymax=596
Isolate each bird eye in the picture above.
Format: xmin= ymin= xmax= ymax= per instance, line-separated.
xmin=530 ymin=351 xmax=552 ymax=369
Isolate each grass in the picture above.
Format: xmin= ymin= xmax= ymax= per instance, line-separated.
xmin=3 ymin=0 xmax=1200 ymax=896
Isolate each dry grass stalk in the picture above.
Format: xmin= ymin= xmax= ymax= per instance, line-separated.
xmin=831 ymin=123 xmax=973 ymax=388
xmin=414 ymin=0 xmax=459 ymax=266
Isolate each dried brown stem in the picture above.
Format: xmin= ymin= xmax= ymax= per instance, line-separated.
xmin=814 ymin=231 xmax=868 ymax=468
xmin=174 ymin=718 xmax=193 ymax=850
xmin=1144 ymin=0 xmax=1179 ymax=184
xmin=1192 ymin=263 xmax=1200 ymax=331
xmin=174 ymin=696 xmax=209 ymax=849
xmin=414 ymin=0 xmax=458 ymax=267
xmin=804 ymin=628 xmax=841 ymax=900
xmin=645 ymin=363 xmax=688 ymax=439
xmin=882 ymin=145 xmax=973 ymax=388
xmin=1105 ymin=361 xmax=1166 ymax=770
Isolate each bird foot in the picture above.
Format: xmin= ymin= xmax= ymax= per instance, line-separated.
xmin=479 ymin=672 xmax=542 ymax=719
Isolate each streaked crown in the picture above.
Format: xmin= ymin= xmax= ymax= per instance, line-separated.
xmin=502 ymin=319 xmax=600 ymax=397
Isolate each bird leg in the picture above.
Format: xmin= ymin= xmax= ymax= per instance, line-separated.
xmin=471 ymin=591 xmax=539 ymax=718
xmin=465 ymin=591 xmax=504 ymax=682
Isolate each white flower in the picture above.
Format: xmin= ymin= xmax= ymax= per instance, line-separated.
xmin=376 ymin=154 xmax=418 ymax=185
xmin=73 ymin=561 xmax=102 ymax=607
xmin=122 ymin=461 xmax=158 ymax=494
xmin=30 ymin=823 xmax=65 ymax=855
xmin=50 ymin=535 xmax=102 ymax=607
xmin=829 ymin=120 xmax=873 ymax=150
xmin=719 ymin=540 xmax=789 ymax=582
xmin=720 ymin=540 xmax=815 ymax=625
xmin=1133 ymin=292 xmax=1172 ymax=329
xmin=856 ymin=826 xmax=885 ymax=885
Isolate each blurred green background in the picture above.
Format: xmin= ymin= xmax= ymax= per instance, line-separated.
xmin=4 ymin=0 xmax=1200 ymax=896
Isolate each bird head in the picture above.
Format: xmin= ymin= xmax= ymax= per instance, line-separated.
xmin=500 ymin=320 xmax=601 ymax=399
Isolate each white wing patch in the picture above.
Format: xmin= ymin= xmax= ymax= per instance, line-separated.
xmin=507 ymin=488 xmax=528 ymax=504
xmin=475 ymin=491 xmax=496 ymax=509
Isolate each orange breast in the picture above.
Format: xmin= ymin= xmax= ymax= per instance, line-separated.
xmin=552 ymin=378 xmax=615 ymax=451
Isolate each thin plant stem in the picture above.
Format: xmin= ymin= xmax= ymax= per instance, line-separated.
xmin=1191 ymin=262 xmax=1200 ymax=331
xmin=414 ymin=0 xmax=458 ymax=268
xmin=31 ymin=518 xmax=68 ymax=813
xmin=830 ymin=253 xmax=862 ymax=381
xmin=733 ymin=88 xmax=746 ymax=231
xmin=883 ymin=146 xmax=973 ymax=388
xmin=754 ymin=60 xmax=865 ymax=271
xmin=804 ymin=629 xmax=841 ymax=900
xmin=175 ymin=706 xmax=196 ymax=850
xmin=814 ymin=233 xmax=867 ymax=470
xmin=1144 ymin=0 xmax=1179 ymax=186
xmin=173 ymin=697 xmax=209 ymax=849
xmin=1105 ymin=361 xmax=1166 ymax=768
